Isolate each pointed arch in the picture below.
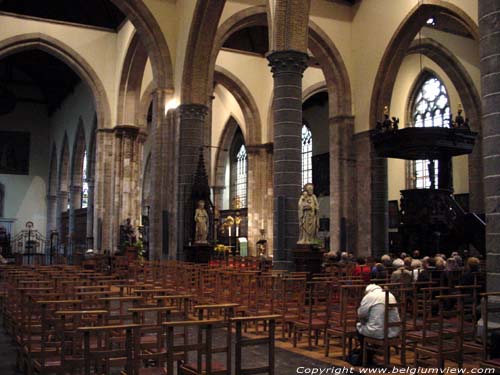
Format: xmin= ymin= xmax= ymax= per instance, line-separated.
xmin=0 ymin=33 xmax=112 ymax=129
xmin=181 ymin=0 xmax=226 ymax=104
xmin=214 ymin=66 xmax=262 ymax=145
xmin=117 ymin=31 xmax=149 ymax=126
xmin=370 ymin=0 xmax=478 ymax=127
xmin=214 ymin=117 xmax=244 ymax=207
xmin=109 ymin=0 xmax=173 ymax=90
xmin=406 ymin=38 xmax=481 ymax=129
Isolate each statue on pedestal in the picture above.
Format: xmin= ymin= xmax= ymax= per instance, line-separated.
xmin=297 ymin=183 xmax=320 ymax=245
xmin=194 ymin=200 xmax=209 ymax=244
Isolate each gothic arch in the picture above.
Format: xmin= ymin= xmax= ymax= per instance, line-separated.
xmin=117 ymin=31 xmax=149 ymax=126
xmin=406 ymin=38 xmax=483 ymax=211
xmin=181 ymin=0 xmax=226 ymax=104
xmin=0 ymin=33 xmax=112 ymax=130
xmin=71 ymin=119 xmax=87 ymax=193
xmin=208 ymin=7 xmax=352 ymax=117
xmin=109 ymin=0 xmax=173 ymax=90
xmin=214 ymin=117 xmax=244 ymax=204
xmin=406 ymin=38 xmax=481 ymax=127
xmin=138 ymin=81 xmax=155 ymax=129
xmin=370 ymin=0 xmax=478 ymax=127
xmin=214 ymin=66 xmax=262 ymax=145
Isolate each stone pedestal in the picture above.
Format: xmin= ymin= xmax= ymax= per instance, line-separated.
xmin=292 ymin=244 xmax=325 ymax=277
xmin=184 ymin=244 xmax=212 ymax=264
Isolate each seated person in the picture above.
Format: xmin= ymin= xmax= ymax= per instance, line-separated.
xmin=353 ymin=257 xmax=371 ymax=282
xmin=356 ymin=284 xmax=401 ymax=364
xmin=371 ymin=263 xmax=387 ymax=280
xmin=390 ymin=258 xmax=413 ymax=285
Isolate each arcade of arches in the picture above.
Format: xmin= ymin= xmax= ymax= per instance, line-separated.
xmin=0 ymin=0 xmax=499 ymax=289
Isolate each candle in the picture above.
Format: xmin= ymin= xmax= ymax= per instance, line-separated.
xmin=228 ymin=226 xmax=232 ymax=237
xmin=236 ymin=226 xmax=239 ymax=237
xmin=261 ymin=218 xmax=265 ymax=230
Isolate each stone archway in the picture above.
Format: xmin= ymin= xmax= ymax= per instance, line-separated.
xmin=109 ymin=0 xmax=173 ymax=91
xmin=406 ymin=37 xmax=483 ymax=213
xmin=0 ymin=33 xmax=112 ymax=130
xmin=117 ymin=32 xmax=149 ymax=126
xmin=370 ymin=0 xmax=478 ymax=127
xmin=366 ymin=1 xmax=479 ymax=256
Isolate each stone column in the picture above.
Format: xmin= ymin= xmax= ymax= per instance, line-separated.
xmin=329 ymin=115 xmax=355 ymax=252
xmin=267 ymin=50 xmax=308 ymax=270
xmin=479 ymin=0 xmax=500 ymax=291
xmin=353 ymin=131 xmax=388 ymax=258
xmin=86 ymin=178 xmax=95 ymax=248
xmin=94 ymin=129 xmax=115 ymax=252
xmin=45 ymin=194 xmax=57 ymax=237
xmin=56 ymin=190 xmax=69 ymax=238
xmin=247 ymin=143 xmax=274 ymax=256
xmin=68 ymin=185 xmax=81 ymax=252
xmin=177 ymin=104 xmax=209 ymax=257
xmin=113 ymin=125 xmax=145 ymax=232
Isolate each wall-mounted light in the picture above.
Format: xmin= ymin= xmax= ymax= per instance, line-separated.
xmin=164 ymin=98 xmax=179 ymax=114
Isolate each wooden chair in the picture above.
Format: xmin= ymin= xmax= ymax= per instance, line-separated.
xmin=480 ymin=292 xmax=500 ymax=370
xmin=325 ymin=284 xmax=365 ymax=359
xmin=164 ymin=319 xmax=229 ymax=375
xmin=231 ymin=315 xmax=281 ymax=375
xmin=414 ymin=294 xmax=467 ymax=369
xmin=362 ymin=288 xmax=406 ymax=367
xmin=291 ymin=280 xmax=333 ymax=349
xmin=78 ymin=324 xmax=138 ymax=375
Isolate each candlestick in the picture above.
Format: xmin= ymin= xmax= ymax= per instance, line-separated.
xmin=236 ymin=226 xmax=239 ymax=237
xmin=229 ymin=226 xmax=232 ymax=237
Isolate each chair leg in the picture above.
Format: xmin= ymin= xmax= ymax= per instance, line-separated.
xmin=324 ymin=332 xmax=330 ymax=357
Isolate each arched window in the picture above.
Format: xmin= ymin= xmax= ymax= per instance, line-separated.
xmin=301 ymin=124 xmax=313 ymax=187
xmin=230 ymin=130 xmax=247 ymax=209
xmin=81 ymin=150 xmax=88 ymax=208
xmin=411 ymin=75 xmax=450 ymax=188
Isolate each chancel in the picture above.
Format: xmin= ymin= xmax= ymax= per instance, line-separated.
xmin=0 ymin=0 xmax=499 ymax=373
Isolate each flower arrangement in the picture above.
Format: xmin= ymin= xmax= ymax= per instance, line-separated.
xmin=214 ymin=244 xmax=230 ymax=253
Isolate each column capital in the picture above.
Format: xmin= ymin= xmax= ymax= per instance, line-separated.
xmin=46 ymin=194 xmax=57 ymax=201
xmin=267 ymin=50 xmax=309 ymax=75
xmin=69 ymin=185 xmax=81 ymax=194
xmin=178 ymin=104 xmax=209 ymax=120
xmin=330 ymin=115 xmax=355 ymax=124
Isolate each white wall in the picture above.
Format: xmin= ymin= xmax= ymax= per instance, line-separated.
xmin=0 ymin=88 xmax=50 ymax=235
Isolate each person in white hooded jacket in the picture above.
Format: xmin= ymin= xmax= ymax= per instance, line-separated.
xmin=356 ymin=284 xmax=401 ymax=339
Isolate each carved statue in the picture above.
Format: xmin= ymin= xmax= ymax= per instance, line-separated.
xmin=298 ymin=183 xmax=320 ymax=245
xmin=194 ymin=200 xmax=209 ymax=244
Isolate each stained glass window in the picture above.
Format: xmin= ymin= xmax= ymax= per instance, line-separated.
xmin=233 ymin=144 xmax=247 ymax=208
xmin=412 ymin=76 xmax=450 ymax=188
xmin=301 ymin=124 xmax=312 ymax=187
xmin=81 ymin=150 xmax=88 ymax=208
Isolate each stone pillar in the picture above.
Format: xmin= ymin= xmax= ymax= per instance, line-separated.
xmin=94 ymin=129 xmax=115 ymax=252
xmin=267 ymin=50 xmax=308 ymax=270
xmin=68 ymin=185 xmax=81 ymax=252
xmin=353 ymin=131 xmax=388 ymax=258
xmin=329 ymin=115 xmax=355 ymax=253
xmin=46 ymin=194 xmax=57 ymax=237
xmin=56 ymin=190 xmax=69 ymax=237
xmin=86 ymin=178 xmax=95 ymax=248
xmin=479 ymin=0 xmax=500 ymax=291
xmin=247 ymin=143 xmax=274 ymax=256
xmin=113 ymin=125 xmax=145 ymax=232
xmin=177 ymin=104 xmax=209 ymax=257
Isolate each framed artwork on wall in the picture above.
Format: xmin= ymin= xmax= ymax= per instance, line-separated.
xmin=0 ymin=131 xmax=30 ymax=175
